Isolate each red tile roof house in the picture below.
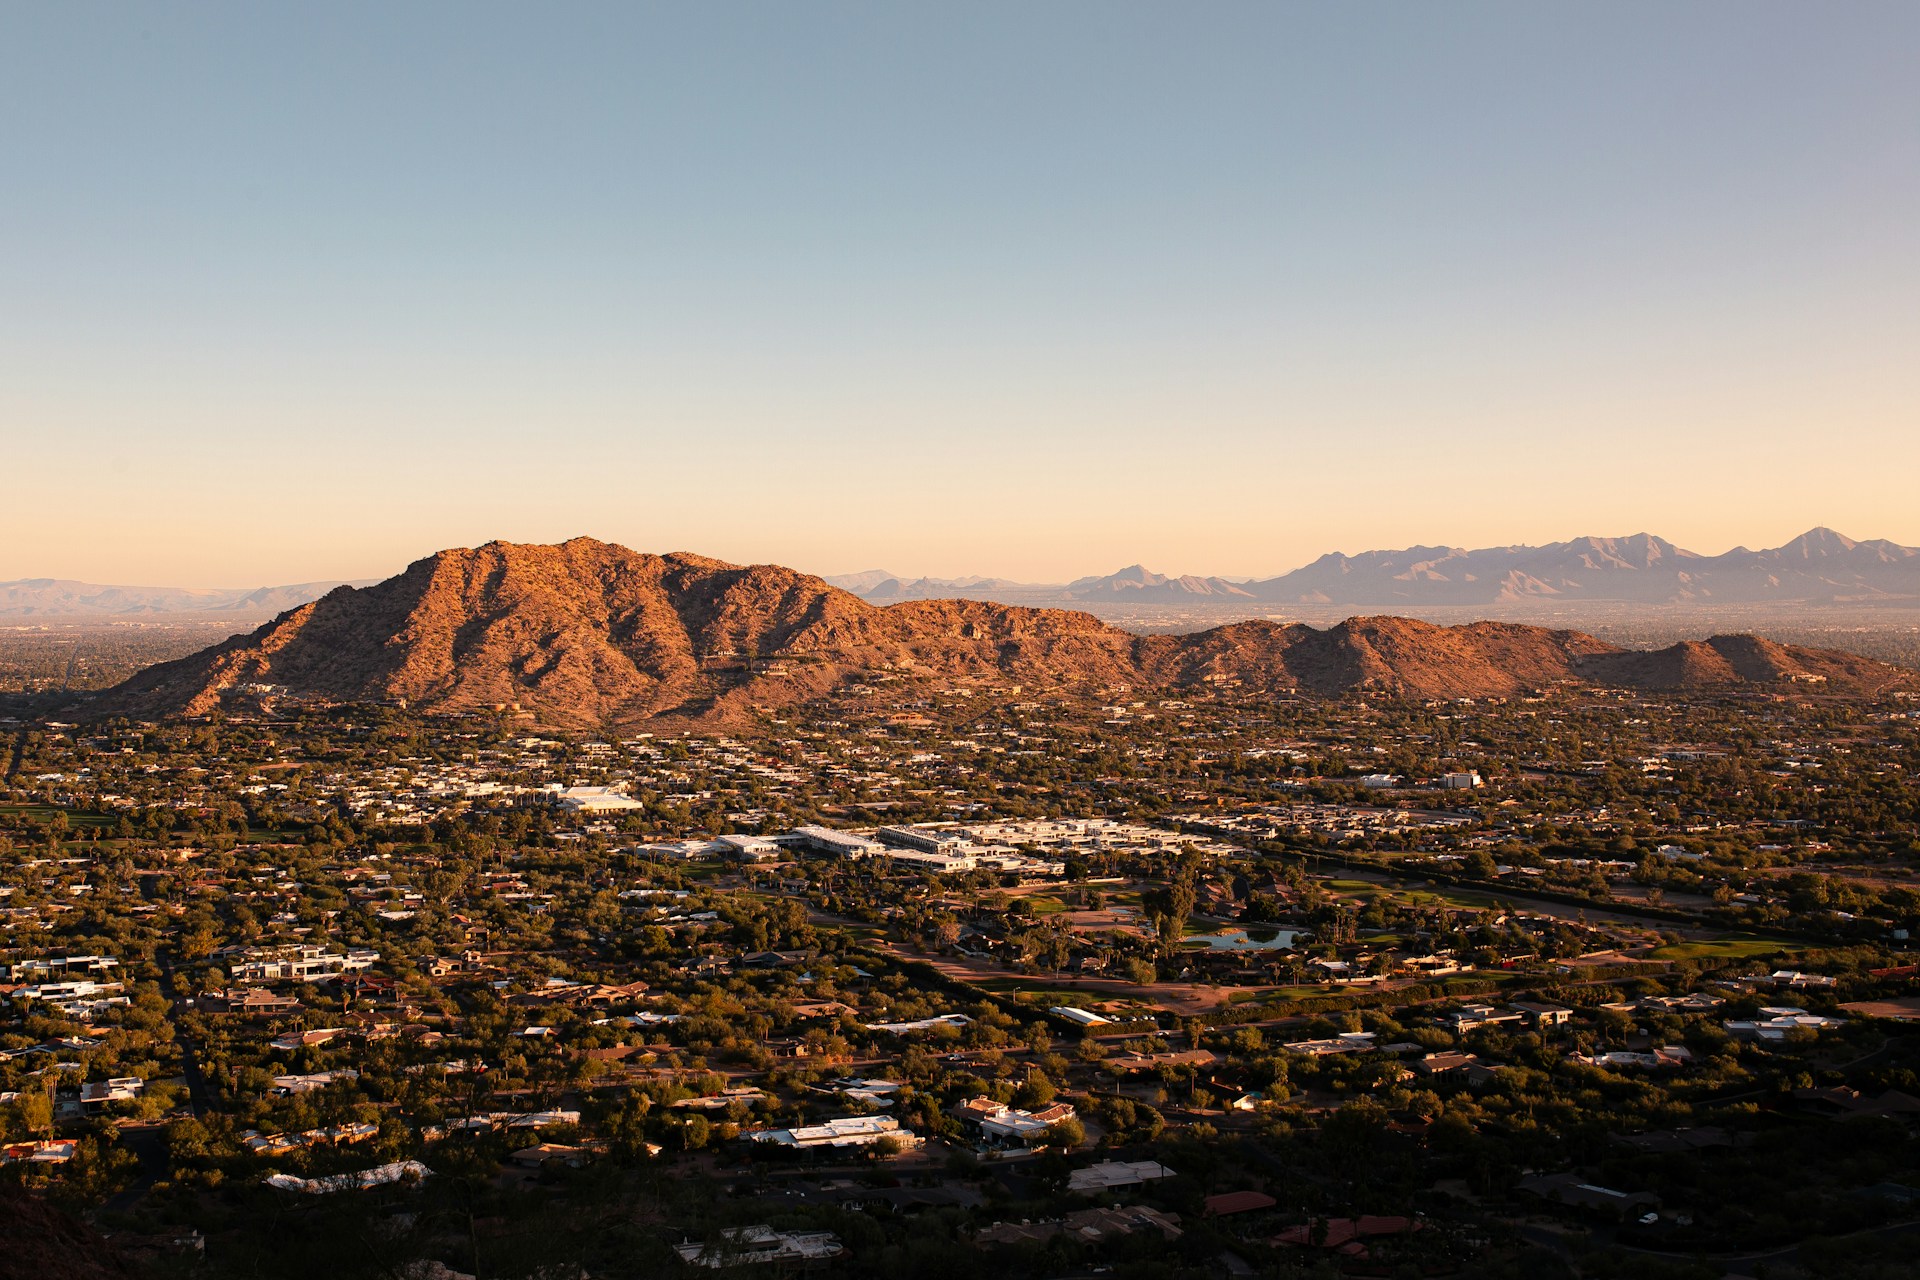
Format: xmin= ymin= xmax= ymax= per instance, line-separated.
xmin=3 ymin=1140 xmax=77 ymax=1164
xmin=1204 ymin=1190 xmax=1277 ymax=1217
xmin=953 ymin=1097 xmax=1079 ymax=1149
xmin=1271 ymin=1215 xmax=1417 ymax=1256
xmin=80 ymin=1077 xmax=143 ymax=1111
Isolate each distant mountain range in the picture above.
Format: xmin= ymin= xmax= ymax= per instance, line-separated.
xmin=1066 ymin=565 xmax=1258 ymax=602
xmin=828 ymin=528 xmax=1920 ymax=607
xmin=0 ymin=577 xmax=374 ymax=620
xmin=15 ymin=527 xmax=1912 ymax=622
xmin=82 ymin=538 xmax=1910 ymax=727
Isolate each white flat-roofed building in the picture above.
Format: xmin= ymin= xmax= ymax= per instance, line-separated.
xmin=263 ymin=1160 xmax=430 ymax=1195
xmin=954 ymin=1097 xmax=1078 ymax=1148
xmin=230 ymin=946 xmax=378 ymax=984
xmin=9 ymin=955 xmax=119 ymax=981
xmin=747 ymin=1114 xmax=919 ymax=1151
xmin=270 ymin=1070 xmax=360 ymax=1095
xmin=1443 ymin=1005 xmax=1522 ymax=1033
xmin=1725 ymin=1008 xmax=1847 ymax=1040
xmin=2 ymin=1140 xmax=78 ymax=1164
xmin=638 ymin=839 xmax=726 ymax=861
xmin=715 ymin=834 xmax=781 ymax=862
xmin=1050 ymin=1006 xmax=1112 ymax=1027
xmin=11 ymin=979 xmax=123 ymax=1003
xmin=876 ymin=825 xmax=969 ymax=855
xmin=881 ymin=849 xmax=978 ymax=873
xmin=1283 ymin=1031 xmax=1378 ymax=1057
xmin=675 ymin=1226 xmax=845 ymax=1269
xmin=555 ymin=785 xmax=645 ymax=813
xmin=864 ymin=1013 xmax=972 ymax=1035
xmin=1067 ymin=1159 xmax=1177 ymax=1193
xmin=788 ymin=825 xmax=887 ymax=859
xmin=825 ymin=1078 xmax=907 ymax=1105
xmin=80 ymin=1077 xmax=143 ymax=1109
xmin=971 ymin=852 xmax=1067 ymax=876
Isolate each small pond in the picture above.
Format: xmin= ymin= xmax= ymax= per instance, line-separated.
xmin=1186 ymin=928 xmax=1303 ymax=951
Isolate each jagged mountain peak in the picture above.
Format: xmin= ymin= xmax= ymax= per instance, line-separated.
xmin=1066 ymin=565 xmax=1257 ymax=601
xmin=1779 ymin=526 xmax=1857 ymax=557
xmin=1251 ymin=528 xmax=1917 ymax=605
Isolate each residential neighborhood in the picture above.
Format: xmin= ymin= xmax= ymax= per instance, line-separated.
xmin=2 ymin=681 xmax=1919 ymax=1278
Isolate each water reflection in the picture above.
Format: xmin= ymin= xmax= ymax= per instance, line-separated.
xmin=1187 ymin=928 xmax=1302 ymax=951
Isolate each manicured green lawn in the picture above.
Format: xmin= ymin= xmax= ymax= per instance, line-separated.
xmin=1390 ymin=887 xmax=1506 ymax=909
xmin=675 ymin=860 xmax=732 ymax=878
xmin=1647 ymin=935 xmax=1799 ymax=960
xmin=969 ymin=977 xmax=1029 ymax=992
xmin=1012 ymin=989 xmax=1121 ymax=1005
xmin=0 ymin=804 xmax=111 ymax=828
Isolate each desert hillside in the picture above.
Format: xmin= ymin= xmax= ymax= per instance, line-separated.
xmin=89 ymin=539 xmax=1913 ymax=726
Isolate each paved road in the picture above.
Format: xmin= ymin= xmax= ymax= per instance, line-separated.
xmin=160 ymin=952 xmax=213 ymax=1115
xmin=1702 ymin=1218 xmax=1920 ymax=1276
xmin=99 ymin=953 xmax=210 ymax=1216
xmin=101 ymin=1121 xmax=168 ymax=1215
xmin=1518 ymin=1214 xmax=1920 ymax=1277
xmin=1328 ymin=867 xmax=1714 ymax=937
xmin=808 ymin=904 xmax=1241 ymax=1015
xmin=3 ymin=725 xmax=28 ymax=783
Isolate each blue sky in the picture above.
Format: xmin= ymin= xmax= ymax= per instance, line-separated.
xmin=4 ymin=3 xmax=1918 ymax=585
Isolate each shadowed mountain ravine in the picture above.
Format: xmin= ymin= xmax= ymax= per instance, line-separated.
xmin=84 ymin=539 xmax=1914 ymax=728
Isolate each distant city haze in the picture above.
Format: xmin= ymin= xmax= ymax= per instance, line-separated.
xmin=5 ymin=5 xmax=1918 ymax=583
xmin=6 ymin=527 xmax=1919 ymax=618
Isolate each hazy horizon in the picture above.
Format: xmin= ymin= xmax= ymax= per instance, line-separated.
xmin=4 ymin=520 xmax=1918 ymax=595
xmin=7 ymin=4 xmax=1919 ymax=584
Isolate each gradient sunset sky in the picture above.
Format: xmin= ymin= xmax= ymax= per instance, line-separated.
xmin=5 ymin=4 xmax=1918 ymax=586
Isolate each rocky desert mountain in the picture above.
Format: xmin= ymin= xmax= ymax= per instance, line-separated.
xmin=0 ymin=1186 xmax=137 ymax=1280
xmin=84 ymin=539 xmax=1911 ymax=728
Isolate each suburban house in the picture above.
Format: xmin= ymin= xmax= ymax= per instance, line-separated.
xmin=952 ymin=1097 xmax=1078 ymax=1148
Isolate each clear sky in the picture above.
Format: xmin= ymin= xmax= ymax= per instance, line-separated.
xmin=4 ymin=3 xmax=1918 ymax=587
